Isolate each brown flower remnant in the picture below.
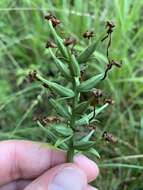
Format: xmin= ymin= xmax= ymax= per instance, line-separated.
xmin=28 ymin=70 xmax=37 ymax=82
xmin=64 ymin=37 xmax=77 ymax=46
xmin=104 ymin=98 xmax=115 ymax=105
xmin=102 ymin=131 xmax=117 ymax=144
xmin=45 ymin=13 xmax=61 ymax=27
xmin=83 ymin=31 xmax=94 ymax=39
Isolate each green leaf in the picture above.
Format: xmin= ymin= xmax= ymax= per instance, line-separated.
xmin=54 ymin=135 xmax=72 ymax=147
xmin=77 ymin=74 xmax=103 ymax=92
xmin=49 ymin=49 xmax=71 ymax=79
xmin=75 ymin=101 xmax=90 ymax=115
xmin=76 ymin=103 xmax=108 ymax=126
xmin=37 ymin=75 xmax=75 ymax=97
xmin=69 ymin=53 xmax=80 ymax=77
xmin=48 ymin=21 xmax=68 ymax=58
xmin=81 ymin=130 xmax=95 ymax=142
xmin=77 ymin=34 xmax=104 ymax=63
xmin=74 ymin=141 xmax=95 ymax=151
xmin=95 ymin=103 xmax=109 ymax=115
xmin=53 ymin=124 xmax=73 ymax=137
xmin=49 ymin=98 xmax=70 ymax=118
xmin=37 ymin=121 xmax=57 ymax=142
xmin=89 ymin=148 xmax=100 ymax=158
xmin=75 ymin=114 xmax=93 ymax=126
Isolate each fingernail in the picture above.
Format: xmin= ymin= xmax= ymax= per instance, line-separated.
xmin=49 ymin=167 xmax=86 ymax=190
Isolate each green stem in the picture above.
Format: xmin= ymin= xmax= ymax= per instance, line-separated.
xmin=67 ymin=78 xmax=79 ymax=162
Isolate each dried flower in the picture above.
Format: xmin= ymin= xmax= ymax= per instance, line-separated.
xmin=104 ymin=98 xmax=115 ymax=105
xmin=45 ymin=41 xmax=57 ymax=48
xmin=83 ymin=31 xmax=94 ymax=39
xmin=102 ymin=131 xmax=117 ymax=144
xmin=28 ymin=70 xmax=37 ymax=82
xmin=45 ymin=13 xmax=61 ymax=27
xmin=64 ymin=37 xmax=77 ymax=46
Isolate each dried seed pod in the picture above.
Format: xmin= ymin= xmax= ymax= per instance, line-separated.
xmin=102 ymin=131 xmax=117 ymax=144
xmin=45 ymin=13 xmax=61 ymax=27
xmin=64 ymin=37 xmax=77 ymax=46
xmin=83 ymin=31 xmax=94 ymax=39
xmin=45 ymin=41 xmax=57 ymax=48
xmin=28 ymin=70 xmax=37 ymax=82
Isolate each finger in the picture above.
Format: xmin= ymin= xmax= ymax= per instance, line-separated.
xmin=86 ymin=185 xmax=99 ymax=190
xmin=0 ymin=180 xmax=31 ymax=190
xmin=24 ymin=156 xmax=99 ymax=190
xmin=74 ymin=155 xmax=99 ymax=182
xmin=0 ymin=140 xmax=66 ymax=186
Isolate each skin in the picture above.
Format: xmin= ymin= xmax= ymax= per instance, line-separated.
xmin=0 ymin=140 xmax=99 ymax=190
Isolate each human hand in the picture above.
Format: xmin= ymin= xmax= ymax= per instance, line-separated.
xmin=0 ymin=140 xmax=99 ymax=190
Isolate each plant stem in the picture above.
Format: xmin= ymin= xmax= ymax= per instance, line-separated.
xmin=67 ymin=77 xmax=80 ymax=162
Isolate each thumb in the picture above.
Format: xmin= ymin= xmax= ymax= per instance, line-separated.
xmin=24 ymin=164 xmax=87 ymax=190
xmin=48 ymin=165 xmax=87 ymax=190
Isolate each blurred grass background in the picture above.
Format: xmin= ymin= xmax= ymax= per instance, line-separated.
xmin=0 ymin=0 xmax=143 ymax=189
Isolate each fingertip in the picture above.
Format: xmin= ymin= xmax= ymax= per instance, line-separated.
xmin=74 ymin=154 xmax=99 ymax=182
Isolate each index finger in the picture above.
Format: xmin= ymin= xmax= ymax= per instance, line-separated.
xmin=0 ymin=140 xmax=66 ymax=186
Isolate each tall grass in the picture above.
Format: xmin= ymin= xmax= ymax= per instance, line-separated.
xmin=0 ymin=0 xmax=143 ymax=189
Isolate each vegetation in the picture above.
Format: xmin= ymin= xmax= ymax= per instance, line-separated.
xmin=0 ymin=0 xmax=143 ymax=189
